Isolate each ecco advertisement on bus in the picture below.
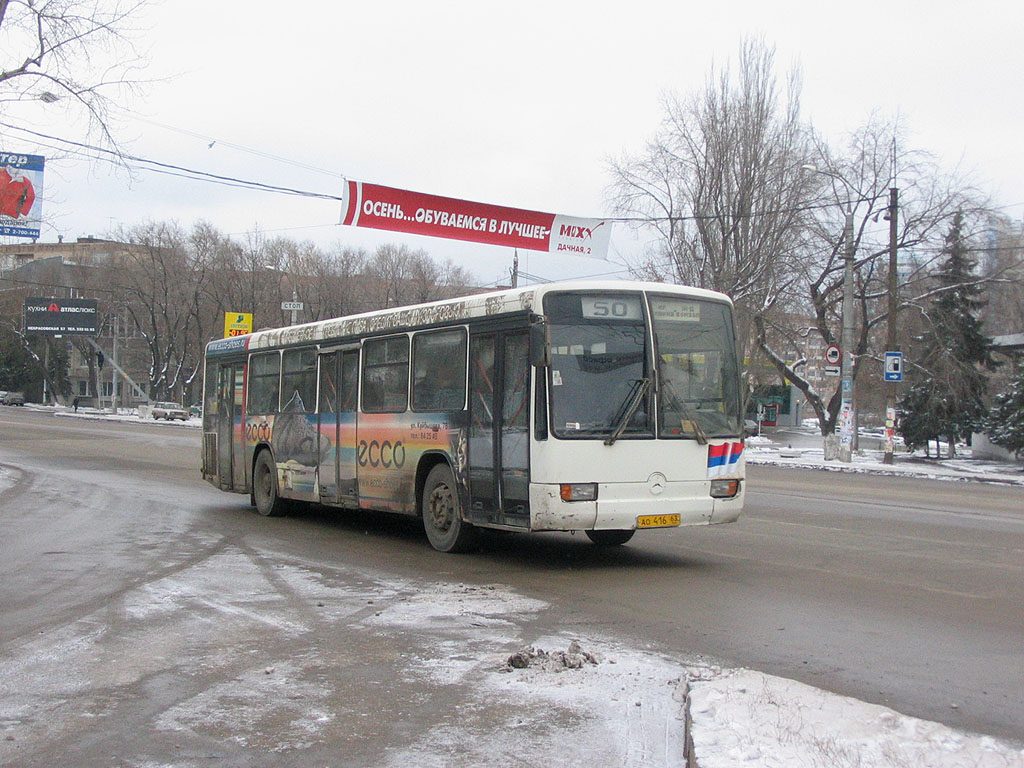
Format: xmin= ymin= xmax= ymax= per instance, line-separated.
xmin=340 ymin=180 xmax=612 ymax=259
xmin=24 ymin=297 xmax=98 ymax=335
xmin=0 ymin=152 xmax=44 ymax=238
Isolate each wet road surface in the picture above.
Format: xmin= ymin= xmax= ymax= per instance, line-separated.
xmin=1 ymin=408 xmax=1022 ymax=763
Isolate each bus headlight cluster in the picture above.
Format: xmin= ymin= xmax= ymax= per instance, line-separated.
xmin=560 ymin=483 xmax=598 ymax=502
xmin=709 ymin=479 xmax=741 ymax=499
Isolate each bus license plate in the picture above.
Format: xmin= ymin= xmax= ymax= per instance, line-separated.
xmin=636 ymin=514 xmax=681 ymax=528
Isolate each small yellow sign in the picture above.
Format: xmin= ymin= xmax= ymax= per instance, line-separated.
xmin=224 ymin=312 xmax=253 ymax=338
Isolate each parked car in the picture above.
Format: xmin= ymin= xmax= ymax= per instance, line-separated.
xmin=151 ymin=401 xmax=189 ymax=421
xmin=743 ymin=418 xmax=759 ymax=437
xmin=2 ymin=391 xmax=26 ymax=406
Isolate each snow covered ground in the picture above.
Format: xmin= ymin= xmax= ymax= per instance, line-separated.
xmin=7 ymin=405 xmax=1024 ymax=766
xmin=745 ymin=432 xmax=1024 ymax=485
xmin=687 ymin=667 xmax=1023 ymax=767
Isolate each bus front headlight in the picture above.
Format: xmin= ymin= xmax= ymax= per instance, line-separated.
xmin=560 ymin=483 xmax=598 ymax=502
xmin=710 ymin=479 xmax=741 ymax=499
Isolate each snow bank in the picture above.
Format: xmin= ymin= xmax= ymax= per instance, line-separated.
xmin=688 ymin=667 xmax=1024 ymax=768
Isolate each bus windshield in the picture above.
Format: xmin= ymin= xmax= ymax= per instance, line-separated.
xmin=544 ymin=291 xmax=741 ymax=441
xmin=651 ymin=295 xmax=741 ymax=439
xmin=544 ymin=292 xmax=653 ymax=440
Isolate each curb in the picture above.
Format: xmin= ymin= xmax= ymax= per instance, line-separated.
xmin=676 ymin=675 xmax=699 ymax=768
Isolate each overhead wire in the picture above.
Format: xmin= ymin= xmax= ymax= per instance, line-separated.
xmin=4 ymin=119 xmax=1022 ymax=271
xmin=1 ymin=121 xmax=883 ymax=227
xmin=0 ymin=122 xmax=346 ymax=202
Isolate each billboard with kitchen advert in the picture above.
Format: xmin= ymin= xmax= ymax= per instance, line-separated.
xmin=340 ymin=180 xmax=612 ymax=259
xmin=24 ymin=297 xmax=98 ymax=335
xmin=0 ymin=153 xmax=44 ymax=238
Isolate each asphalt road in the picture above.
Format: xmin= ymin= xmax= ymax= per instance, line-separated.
xmin=1 ymin=407 xmax=1022 ymax=763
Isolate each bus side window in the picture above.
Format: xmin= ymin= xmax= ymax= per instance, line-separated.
xmin=248 ymin=352 xmax=281 ymax=414
xmin=362 ymin=336 xmax=409 ymax=413
xmin=281 ymin=347 xmax=317 ymax=413
xmin=412 ymin=328 xmax=467 ymax=412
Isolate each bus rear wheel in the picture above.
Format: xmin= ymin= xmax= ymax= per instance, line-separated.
xmin=422 ymin=464 xmax=477 ymax=553
xmin=253 ymin=450 xmax=289 ymax=517
xmin=585 ymin=529 xmax=635 ymax=546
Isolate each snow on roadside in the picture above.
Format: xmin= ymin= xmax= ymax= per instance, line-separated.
xmin=745 ymin=439 xmax=1024 ymax=485
xmin=381 ymin=635 xmax=690 ymax=768
xmin=0 ymin=466 xmax=15 ymax=494
xmin=688 ymin=667 xmax=1024 ymax=768
xmin=47 ymin=405 xmax=201 ymax=428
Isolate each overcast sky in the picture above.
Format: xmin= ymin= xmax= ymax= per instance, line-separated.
xmin=7 ymin=0 xmax=1024 ymax=287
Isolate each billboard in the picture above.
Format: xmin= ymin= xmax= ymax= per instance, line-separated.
xmin=340 ymin=181 xmax=612 ymax=259
xmin=24 ymin=297 xmax=98 ymax=336
xmin=224 ymin=312 xmax=253 ymax=338
xmin=0 ymin=153 xmax=44 ymax=238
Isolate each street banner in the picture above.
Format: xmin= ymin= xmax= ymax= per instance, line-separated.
xmin=224 ymin=312 xmax=253 ymax=338
xmin=339 ymin=180 xmax=612 ymax=259
xmin=0 ymin=152 xmax=44 ymax=238
xmin=24 ymin=297 xmax=98 ymax=335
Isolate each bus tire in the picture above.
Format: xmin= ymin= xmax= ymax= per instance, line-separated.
xmin=585 ymin=529 xmax=635 ymax=546
xmin=253 ymin=449 xmax=289 ymax=517
xmin=422 ymin=464 xmax=477 ymax=553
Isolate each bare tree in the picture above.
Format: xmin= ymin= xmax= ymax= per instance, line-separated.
xmin=0 ymin=0 xmax=149 ymax=145
xmin=309 ymin=243 xmax=366 ymax=318
xmin=610 ymin=38 xmax=818 ymax=342
xmin=364 ymin=244 xmax=425 ymax=308
xmin=109 ymin=221 xmax=207 ymax=401
xmin=757 ymin=117 xmax=986 ymax=444
xmin=610 ymin=40 xmax=991 ymax=455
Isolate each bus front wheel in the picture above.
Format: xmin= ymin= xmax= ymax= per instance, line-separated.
xmin=585 ymin=529 xmax=635 ymax=546
xmin=422 ymin=464 xmax=477 ymax=553
xmin=253 ymin=450 xmax=289 ymax=517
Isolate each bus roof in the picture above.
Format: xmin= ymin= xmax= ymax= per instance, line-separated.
xmin=207 ymin=280 xmax=733 ymax=356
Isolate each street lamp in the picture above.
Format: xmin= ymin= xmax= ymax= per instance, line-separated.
xmin=802 ymin=165 xmax=857 ymax=463
xmin=883 ymin=186 xmax=899 ymax=465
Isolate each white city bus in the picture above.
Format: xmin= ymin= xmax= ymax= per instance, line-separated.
xmin=201 ymin=280 xmax=745 ymax=552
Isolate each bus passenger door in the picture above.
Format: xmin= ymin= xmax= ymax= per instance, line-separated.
xmin=317 ymin=349 xmax=359 ymax=505
xmin=468 ymin=336 xmax=496 ymax=513
xmin=317 ymin=351 xmax=340 ymax=502
xmin=468 ymin=332 xmax=530 ymax=525
xmin=216 ymin=363 xmax=245 ymax=491
xmin=500 ymin=333 xmax=530 ymax=520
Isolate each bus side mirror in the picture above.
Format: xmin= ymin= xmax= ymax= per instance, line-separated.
xmin=529 ymin=318 xmax=549 ymax=367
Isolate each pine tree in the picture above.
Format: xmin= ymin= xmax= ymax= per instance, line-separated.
xmin=898 ymin=212 xmax=997 ymax=457
xmin=985 ymin=361 xmax=1024 ymax=458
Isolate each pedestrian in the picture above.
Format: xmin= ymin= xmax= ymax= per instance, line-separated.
xmin=73 ymin=396 xmax=80 ymax=412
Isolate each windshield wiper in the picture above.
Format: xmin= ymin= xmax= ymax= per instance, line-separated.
xmin=661 ymin=378 xmax=708 ymax=444
xmin=604 ymin=378 xmax=650 ymax=446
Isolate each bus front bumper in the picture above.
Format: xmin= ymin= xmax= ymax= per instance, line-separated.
xmin=529 ymin=480 xmax=743 ymax=532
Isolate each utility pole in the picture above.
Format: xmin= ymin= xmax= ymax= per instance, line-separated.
xmin=838 ymin=210 xmax=856 ymax=462
xmin=883 ymin=187 xmax=899 ymax=464
xmin=111 ymin=313 xmax=118 ymax=412
xmin=511 ymin=250 xmax=519 ymax=288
